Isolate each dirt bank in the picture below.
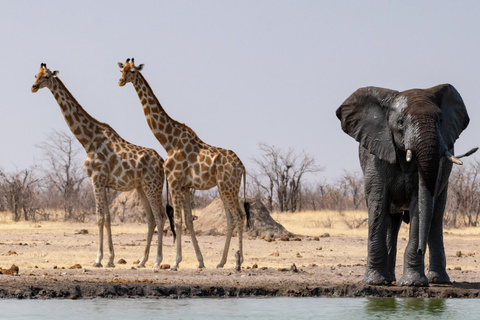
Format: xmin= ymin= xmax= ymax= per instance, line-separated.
xmin=1 ymin=267 xmax=479 ymax=299
xmin=0 ymin=219 xmax=479 ymax=299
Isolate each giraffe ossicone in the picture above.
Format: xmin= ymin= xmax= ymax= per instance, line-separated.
xmin=32 ymin=63 xmax=175 ymax=269
xmin=118 ymin=58 xmax=251 ymax=270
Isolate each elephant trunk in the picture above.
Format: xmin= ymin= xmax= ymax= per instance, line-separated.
xmin=417 ymin=177 xmax=434 ymax=255
xmin=414 ymin=123 xmax=441 ymax=255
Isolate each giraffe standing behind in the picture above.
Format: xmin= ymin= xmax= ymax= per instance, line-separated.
xmin=118 ymin=58 xmax=250 ymax=270
xmin=32 ymin=63 xmax=175 ymax=268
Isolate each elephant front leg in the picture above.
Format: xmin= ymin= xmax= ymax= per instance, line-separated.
xmin=364 ymin=198 xmax=392 ymax=285
xmin=427 ymin=188 xmax=450 ymax=284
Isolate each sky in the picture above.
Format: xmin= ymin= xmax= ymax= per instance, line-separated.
xmin=1 ymin=1 xmax=479 ymax=183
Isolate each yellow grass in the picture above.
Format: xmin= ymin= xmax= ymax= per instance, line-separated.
xmin=0 ymin=209 xmax=478 ymax=271
xmin=271 ymin=210 xmax=410 ymax=238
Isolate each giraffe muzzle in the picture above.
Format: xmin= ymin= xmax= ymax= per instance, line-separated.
xmin=31 ymin=85 xmax=39 ymax=92
xmin=118 ymin=78 xmax=126 ymax=86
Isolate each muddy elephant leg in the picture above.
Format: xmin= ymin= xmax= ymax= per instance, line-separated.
xmin=399 ymin=198 xmax=428 ymax=286
xmin=427 ymin=187 xmax=450 ymax=284
xmin=364 ymin=191 xmax=391 ymax=285
xmin=386 ymin=213 xmax=403 ymax=282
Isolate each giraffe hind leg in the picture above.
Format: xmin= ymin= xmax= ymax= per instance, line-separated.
xmin=143 ymin=184 xmax=167 ymax=269
xmin=217 ymin=201 xmax=234 ymax=268
xmin=136 ymin=187 xmax=156 ymax=268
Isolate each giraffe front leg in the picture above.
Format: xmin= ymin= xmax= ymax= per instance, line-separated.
xmin=170 ymin=191 xmax=184 ymax=271
xmin=93 ymin=218 xmax=104 ymax=268
xmin=183 ymin=190 xmax=205 ymax=268
xmin=93 ymin=185 xmax=106 ymax=268
xmin=104 ymin=200 xmax=115 ymax=268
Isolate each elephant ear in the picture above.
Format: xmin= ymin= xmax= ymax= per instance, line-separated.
xmin=427 ymin=84 xmax=470 ymax=149
xmin=336 ymin=87 xmax=399 ymax=163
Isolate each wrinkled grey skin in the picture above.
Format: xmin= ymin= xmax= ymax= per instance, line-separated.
xmin=336 ymin=84 xmax=470 ymax=286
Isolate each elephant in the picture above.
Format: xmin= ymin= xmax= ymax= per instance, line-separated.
xmin=336 ymin=84 xmax=474 ymax=286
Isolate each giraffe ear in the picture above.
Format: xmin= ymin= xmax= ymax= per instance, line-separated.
xmin=118 ymin=62 xmax=124 ymax=69
xmin=52 ymin=70 xmax=59 ymax=77
xmin=136 ymin=64 xmax=144 ymax=71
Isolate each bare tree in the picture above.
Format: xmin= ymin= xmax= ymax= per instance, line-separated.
xmin=251 ymin=143 xmax=323 ymax=212
xmin=446 ymin=159 xmax=480 ymax=227
xmin=37 ymin=130 xmax=87 ymax=220
xmin=0 ymin=168 xmax=40 ymax=221
xmin=339 ymin=170 xmax=365 ymax=211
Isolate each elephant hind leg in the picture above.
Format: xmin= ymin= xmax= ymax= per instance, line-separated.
xmin=386 ymin=213 xmax=403 ymax=282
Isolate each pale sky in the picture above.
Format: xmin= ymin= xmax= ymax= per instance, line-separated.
xmin=1 ymin=1 xmax=479 ymax=182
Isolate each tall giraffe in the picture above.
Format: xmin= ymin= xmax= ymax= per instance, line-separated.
xmin=32 ymin=63 xmax=175 ymax=268
xmin=118 ymin=58 xmax=250 ymax=270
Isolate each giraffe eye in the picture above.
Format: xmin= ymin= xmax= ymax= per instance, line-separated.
xmin=131 ymin=71 xmax=135 ymax=74
xmin=45 ymin=75 xmax=50 ymax=79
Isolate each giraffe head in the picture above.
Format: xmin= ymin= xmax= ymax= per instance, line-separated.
xmin=118 ymin=58 xmax=144 ymax=87
xmin=31 ymin=63 xmax=59 ymax=92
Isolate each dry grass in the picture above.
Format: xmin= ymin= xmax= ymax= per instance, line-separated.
xmin=271 ymin=210 xmax=391 ymax=238
xmin=0 ymin=210 xmax=479 ymax=272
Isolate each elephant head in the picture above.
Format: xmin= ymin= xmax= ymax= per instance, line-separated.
xmin=336 ymin=84 xmax=470 ymax=255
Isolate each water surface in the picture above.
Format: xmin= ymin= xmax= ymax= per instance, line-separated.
xmin=1 ymin=297 xmax=479 ymax=319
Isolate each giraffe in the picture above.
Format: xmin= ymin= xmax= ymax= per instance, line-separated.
xmin=31 ymin=63 xmax=175 ymax=269
xmin=118 ymin=58 xmax=250 ymax=271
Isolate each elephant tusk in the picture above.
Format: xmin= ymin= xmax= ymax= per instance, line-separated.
xmin=445 ymin=151 xmax=463 ymax=165
xmin=406 ymin=149 xmax=412 ymax=162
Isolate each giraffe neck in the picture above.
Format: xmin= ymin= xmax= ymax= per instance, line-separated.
xmin=132 ymin=72 xmax=199 ymax=152
xmin=48 ymin=77 xmax=104 ymax=149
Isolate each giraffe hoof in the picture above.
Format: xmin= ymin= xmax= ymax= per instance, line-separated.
xmin=137 ymin=264 xmax=146 ymax=269
xmin=216 ymin=263 xmax=225 ymax=269
xmin=106 ymin=262 xmax=116 ymax=268
xmin=171 ymin=266 xmax=178 ymax=271
xmin=93 ymin=262 xmax=103 ymax=268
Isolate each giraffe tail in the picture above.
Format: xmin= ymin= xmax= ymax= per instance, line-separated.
xmin=243 ymin=170 xmax=251 ymax=229
xmin=165 ymin=180 xmax=176 ymax=241
xmin=166 ymin=204 xmax=176 ymax=241
xmin=244 ymin=202 xmax=251 ymax=229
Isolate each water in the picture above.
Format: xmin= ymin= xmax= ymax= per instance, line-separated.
xmin=0 ymin=297 xmax=479 ymax=319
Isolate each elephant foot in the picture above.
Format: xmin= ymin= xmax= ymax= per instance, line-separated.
xmin=93 ymin=262 xmax=103 ymax=268
xmin=398 ymin=269 xmax=429 ymax=287
xmin=364 ymin=268 xmax=393 ymax=285
xmin=427 ymin=270 xmax=451 ymax=284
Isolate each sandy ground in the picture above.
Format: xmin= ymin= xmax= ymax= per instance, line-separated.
xmin=0 ymin=218 xmax=479 ymax=298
